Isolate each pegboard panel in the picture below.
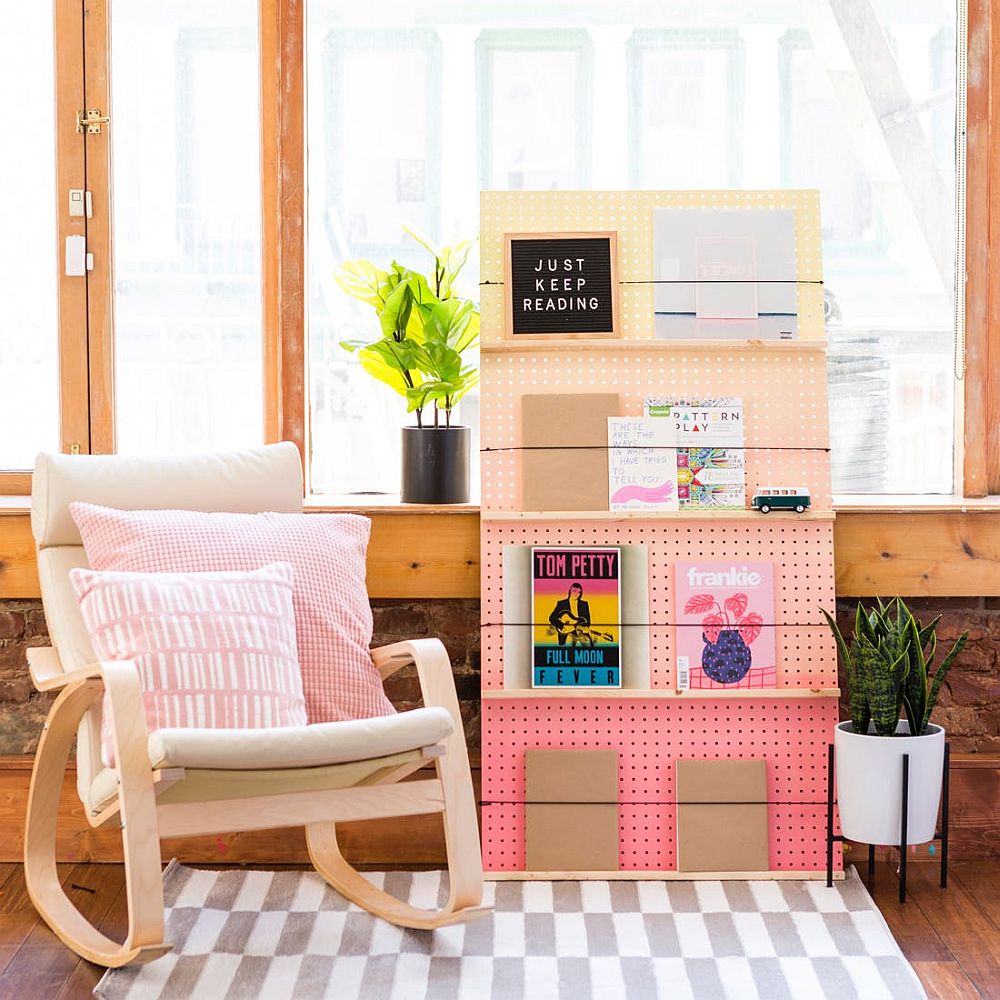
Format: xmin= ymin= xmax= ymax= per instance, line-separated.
xmin=481 ymin=698 xmax=840 ymax=873
xmin=479 ymin=190 xmax=824 ymax=341
xmin=480 ymin=520 xmax=838 ymax=690
xmin=480 ymin=343 xmax=832 ymax=510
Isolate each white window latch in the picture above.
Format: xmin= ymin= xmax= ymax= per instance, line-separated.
xmin=65 ymin=235 xmax=94 ymax=276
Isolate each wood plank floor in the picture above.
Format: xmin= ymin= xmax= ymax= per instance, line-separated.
xmin=0 ymin=861 xmax=996 ymax=998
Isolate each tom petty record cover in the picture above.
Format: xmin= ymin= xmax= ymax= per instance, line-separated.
xmin=531 ymin=546 xmax=622 ymax=687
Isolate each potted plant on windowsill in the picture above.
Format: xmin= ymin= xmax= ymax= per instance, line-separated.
xmin=821 ymin=598 xmax=968 ymax=845
xmin=337 ymin=228 xmax=479 ymax=504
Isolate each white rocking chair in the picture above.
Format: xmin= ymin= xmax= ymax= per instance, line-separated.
xmin=24 ymin=443 xmax=486 ymax=967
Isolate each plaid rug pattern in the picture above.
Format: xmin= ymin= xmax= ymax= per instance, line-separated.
xmin=95 ymin=863 xmax=925 ymax=999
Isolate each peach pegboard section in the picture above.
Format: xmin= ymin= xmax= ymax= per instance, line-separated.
xmin=480 ymin=519 xmax=838 ymax=690
xmin=482 ymin=697 xmax=840 ymax=873
xmin=479 ymin=189 xmax=824 ymax=342
xmin=480 ymin=340 xmax=832 ymax=511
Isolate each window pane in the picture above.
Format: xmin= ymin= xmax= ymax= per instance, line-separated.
xmin=0 ymin=5 xmax=58 ymax=468
xmin=480 ymin=34 xmax=591 ymax=190
xmin=308 ymin=3 xmax=958 ymax=495
xmin=307 ymin=24 xmax=454 ymax=494
xmin=111 ymin=3 xmax=263 ymax=455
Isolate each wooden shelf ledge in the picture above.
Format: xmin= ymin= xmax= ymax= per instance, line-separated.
xmin=482 ymin=509 xmax=834 ymax=522
xmin=481 ymin=338 xmax=827 ymax=354
xmin=482 ymin=688 xmax=840 ymax=700
xmin=485 ymin=869 xmax=844 ymax=882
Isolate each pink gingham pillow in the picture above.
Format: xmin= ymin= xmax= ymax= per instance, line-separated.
xmin=70 ymin=562 xmax=307 ymax=767
xmin=70 ymin=504 xmax=395 ymax=725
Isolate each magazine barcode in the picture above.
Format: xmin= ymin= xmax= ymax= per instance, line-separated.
xmin=677 ymin=656 xmax=690 ymax=690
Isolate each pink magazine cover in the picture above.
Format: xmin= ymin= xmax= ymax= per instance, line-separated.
xmin=675 ymin=561 xmax=776 ymax=689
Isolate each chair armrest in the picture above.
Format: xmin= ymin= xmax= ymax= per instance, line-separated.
xmin=27 ymin=646 xmax=108 ymax=692
xmin=371 ymin=639 xmax=467 ymax=744
xmin=371 ymin=641 xmax=420 ymax=681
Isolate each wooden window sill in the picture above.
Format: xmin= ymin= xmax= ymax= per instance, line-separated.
xmin=1 ymin=495 xmax=998 ymax=599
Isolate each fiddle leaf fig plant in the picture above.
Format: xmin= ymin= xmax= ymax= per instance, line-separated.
xmin=337 ymin=228 xmax=479 ymax=428
xmin=821 ymin=598 xmax=967 ymax=737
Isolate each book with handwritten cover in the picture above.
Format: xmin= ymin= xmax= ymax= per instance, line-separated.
xmin=644 ymin=396 xmax=745 ymax=510
xmin=674 ymin=560 xmax=776 ymax=689
xmin=607 ymin=416 xmax=678 ymax=511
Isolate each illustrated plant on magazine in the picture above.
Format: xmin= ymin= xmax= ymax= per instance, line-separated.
xmin=675 ymin=561 xmax=776 ymax=689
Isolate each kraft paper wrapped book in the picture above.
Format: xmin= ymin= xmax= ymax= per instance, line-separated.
xmin=525 ymin=749 xmax=619 ymax=871
xmin=521 ymin=393 xmax=621 ymax=511
xmin=676 ymin=759 xmax=768 ymax=872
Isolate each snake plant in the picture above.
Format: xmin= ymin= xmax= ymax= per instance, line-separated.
xmin=821 ymin=598 xmax=967 ymax=737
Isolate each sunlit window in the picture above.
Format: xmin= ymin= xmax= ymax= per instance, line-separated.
xmin=307 ymin=1 xmax=958 ymax=495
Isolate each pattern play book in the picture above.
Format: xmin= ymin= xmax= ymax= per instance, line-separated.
xmin=608 ymin=416 xmax=678 ymax=511
xmin=674 ymin=560 xmax=776 ymax=689
xmin=645 ymin=396 xmax=745 ymax=509
xmin=532 ymin=546 xmax=622 ymax=688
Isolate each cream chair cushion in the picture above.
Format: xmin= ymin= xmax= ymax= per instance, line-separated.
xmin=147 ymin=706 xmax=453 ymax=770
xmin=32 ymin=442 xmax=303 ymax=548
xmin=86 ymin=707 xmax=454 ymax=814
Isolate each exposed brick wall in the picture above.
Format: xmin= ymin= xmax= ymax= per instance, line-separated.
xmin=4 ymin=596 xmax=997 ymax=756
xmin=835 ymin=597 xmax=1000 ymax=754
xmin=0 ymin=598 xmax=481 ymax=756
xmin=0 ymin=601 xmax=56 ymax=753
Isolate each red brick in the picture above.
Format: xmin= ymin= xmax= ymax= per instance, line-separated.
xmin=0 ymin=611 xmax=24 ymax=640
xmin=25 ymin=609 xmax=48 ymax=636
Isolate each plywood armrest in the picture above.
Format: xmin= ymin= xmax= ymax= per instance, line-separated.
xmin=27 ymin=648 xmax=133 ymax=693
xmin=27 ymin=647 xmax=70 ymax=691
xmin=371 ymin=641 xmax=418 ymax=680
xmin=373 ymin=638 xmax=467 ymax=748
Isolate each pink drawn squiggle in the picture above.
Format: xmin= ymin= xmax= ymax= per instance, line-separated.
xmin=611 ymin=481 xmax=675 ymax=505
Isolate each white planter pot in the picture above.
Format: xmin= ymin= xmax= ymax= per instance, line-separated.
xmin=834 ymin=720 xmax=945 ymax=845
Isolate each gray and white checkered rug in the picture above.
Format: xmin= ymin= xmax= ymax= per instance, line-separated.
xmin=95 ymin=862 xmax=925 ymax=999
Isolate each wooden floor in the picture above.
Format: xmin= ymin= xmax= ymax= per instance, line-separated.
xmin=0 ymin=861 xmax=997 ymax=998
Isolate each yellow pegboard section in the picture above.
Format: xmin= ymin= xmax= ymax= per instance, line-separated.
xmin=480 ymin=190 xmax=824 ymax=342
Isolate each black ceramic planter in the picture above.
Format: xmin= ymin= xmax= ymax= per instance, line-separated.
xmin=401 ymin=425 xmax=471 ymax=504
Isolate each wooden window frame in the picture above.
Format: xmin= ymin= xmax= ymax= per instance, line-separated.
xmin=964 ymin=0 xmax=1000 ymax=498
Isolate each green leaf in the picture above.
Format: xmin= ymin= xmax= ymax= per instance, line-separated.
xmin=401 ymin=224 xmax=438 ymax=259
xmin=923 ymin=630 xmax=967 ymax=731
xmin=335 ymin=259 xmax=391 ymax=309
xmin=378 ymin=281 xmax=415 ymax=341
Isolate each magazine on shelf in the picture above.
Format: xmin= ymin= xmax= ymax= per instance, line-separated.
xmin=651 ymin=207 xmax=799 ymax=340
xmin=531 ymin=546 xmax=622 ymax=688
xmin=645 ymin=396 xmax=745 ymax=509
xmin=675 ymin=560 xmax=776 ymax=689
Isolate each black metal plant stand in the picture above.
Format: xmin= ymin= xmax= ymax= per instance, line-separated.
xmin=826 ymin=741 xmax=950 ymax=903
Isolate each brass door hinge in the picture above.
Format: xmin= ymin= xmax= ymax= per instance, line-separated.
xmin=76 ymin=108 xmax=110 ymax=134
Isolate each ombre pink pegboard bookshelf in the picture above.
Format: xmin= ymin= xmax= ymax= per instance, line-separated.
xmin=479 ymin=190 xmax=842 ymax=881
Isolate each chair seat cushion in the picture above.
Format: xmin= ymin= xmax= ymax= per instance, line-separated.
xmin=87 ymin=706 xmax=453 ymax=814
xmin=148 ymin=705 xmax=453 ymax=770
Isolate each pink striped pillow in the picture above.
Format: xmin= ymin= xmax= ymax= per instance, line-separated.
xmin=70 ymin=504 xmax=395 ymax=725
xmin=69 ymin=562 xmax=308 ymax=767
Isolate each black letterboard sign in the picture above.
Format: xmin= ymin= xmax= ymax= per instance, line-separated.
xmin=504 ymin=231 xmax=619 ymax=338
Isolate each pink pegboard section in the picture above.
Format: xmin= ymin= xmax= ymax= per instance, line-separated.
xmin=482 ymin=697 xmax=841 ymax=873
xmin=480 ymin=341 xmax=832 ymax=511
xmin=481 ymin=519 xmax=838 ymax=690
